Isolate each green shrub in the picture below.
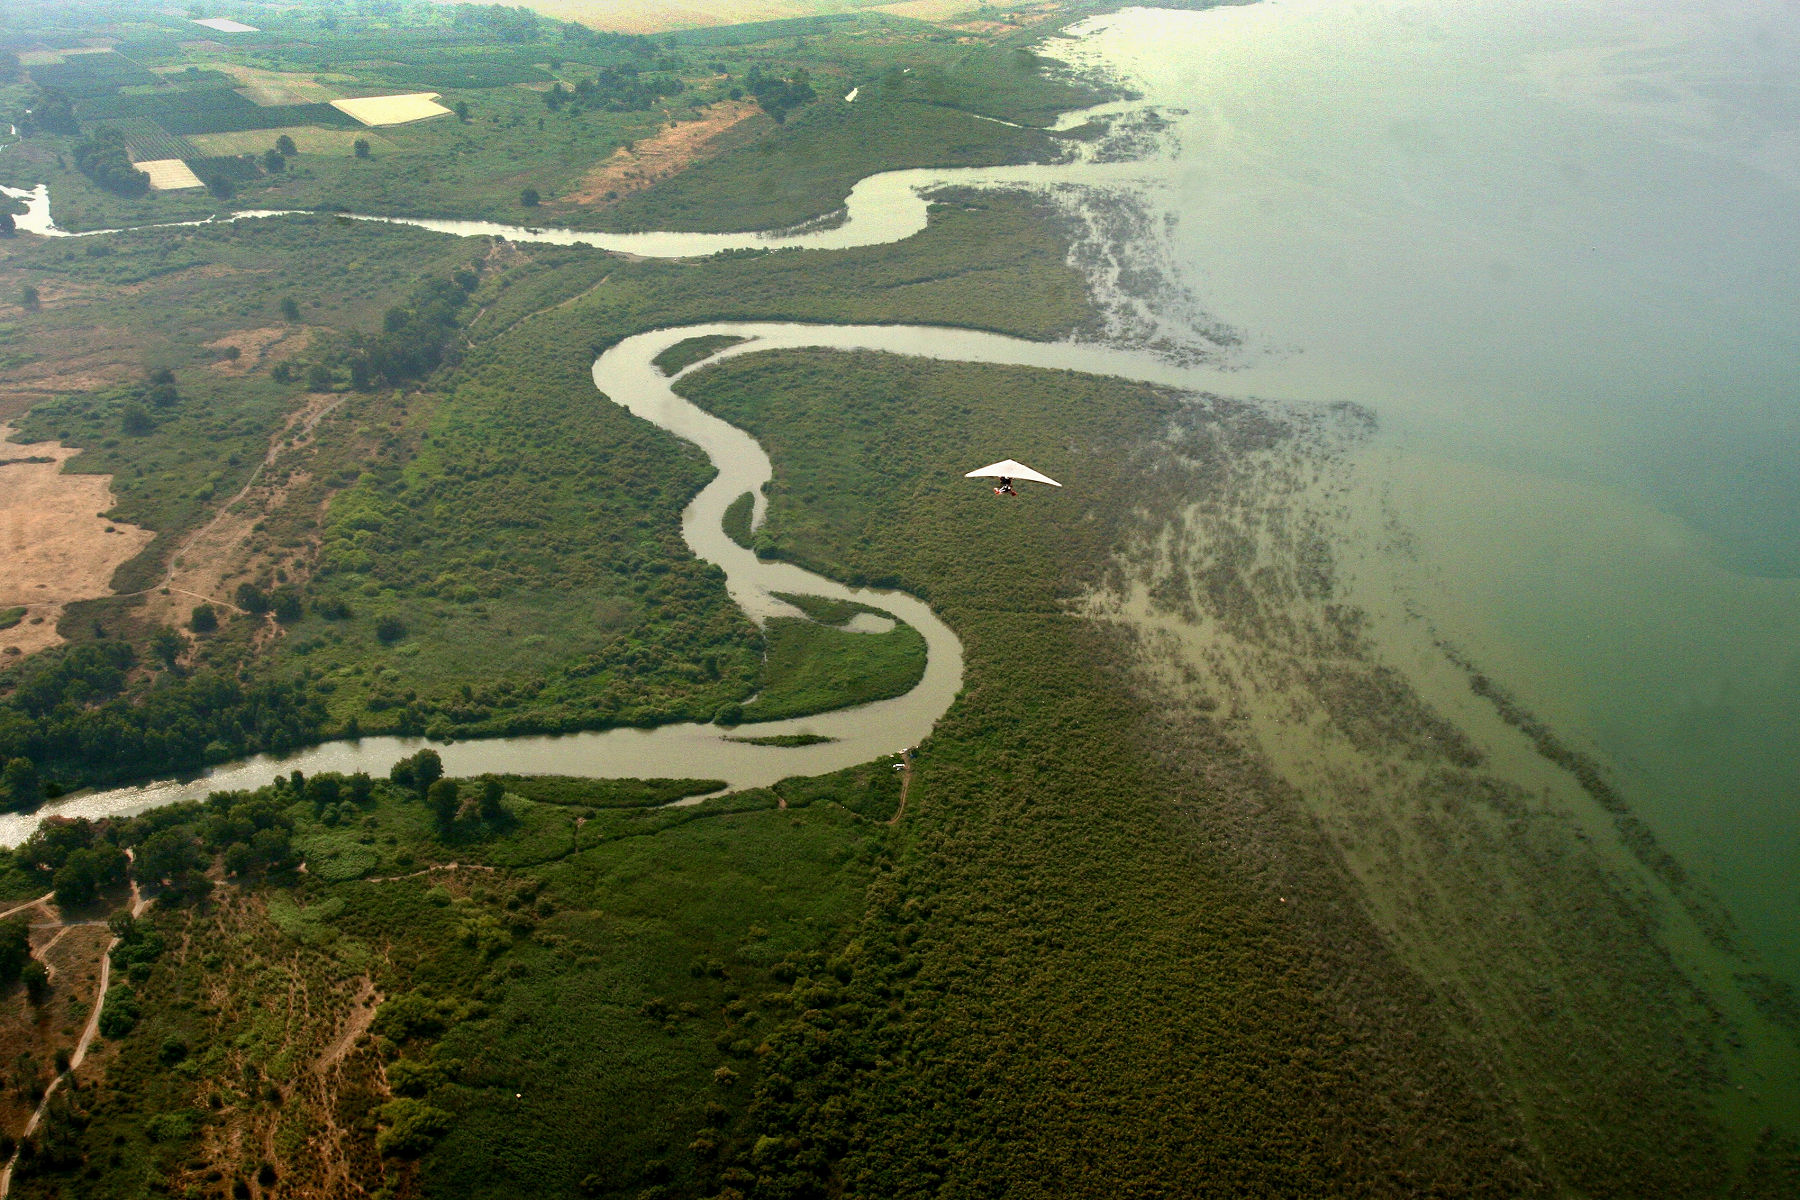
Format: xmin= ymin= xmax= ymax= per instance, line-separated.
xmin=376 ymin=1098 xmax=453 ymax=1156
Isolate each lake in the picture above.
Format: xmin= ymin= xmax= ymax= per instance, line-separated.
xmin=1069 ymin=0 xmax=1800 ymax=988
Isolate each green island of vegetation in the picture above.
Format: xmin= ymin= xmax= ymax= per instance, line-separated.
xmin=652 ymin=334 xmax=747 ymax=377
xmin=0 ymin=0 xmax=1786 ymax=1197
xmin=737 ymin=601 xmax=923 ymax=725
xmin=723 ymin=732 xmax=836 ymax=747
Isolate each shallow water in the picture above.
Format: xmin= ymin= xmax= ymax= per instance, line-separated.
xmin=1062 ymin=0 xmax=1800 ymax=985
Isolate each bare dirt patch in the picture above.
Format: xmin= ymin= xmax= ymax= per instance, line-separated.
xmin=0 ymin=423 xmax=154 ymax=662
xmin=205 ymin=325 xmax=306 ymax=376
xmin=559 ymin=100 xmax=763 ymax=208
xmin=141 ymin=390 xmax=344 ymax=640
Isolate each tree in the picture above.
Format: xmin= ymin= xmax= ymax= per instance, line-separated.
xmin=354 ymin=138 xmax=371 ymax=159
xmin=27 ymin=87 xmax=78 ymax=135
xmin=133 ymin=828 xmax=199 ymax=885
xmin=0 ymin=759 xmax=41 ymax=809
xmin=275 ymin=134 xmax=297 ymax=156
xmin=375 ymin=615 xmax=406 ymax=644
xmin=189 ymin=603 xmax=217 ymax=633
xmin=72 ymin=128 xmax=149 ymax=197
xmin=305 ymin=774 xmax=340 ymax=810
xmin=427 ymin=778 xmax=460 ymax=828
xmin=206 ymin=173 xmax=234 ymax=200
xmin=454 ymin=100 xmax=470 ymax=122
xmin=478 ymin=779 xmax=504 ymax=820
xmin=0 ymin=212 xmax=14 ymax=237
xmin=20 ymin=285 xmax=37 ymax=310
xmin=306 ymin=363 xmax=333 ymax=391
xmin=21 ymin=961 xmax=47 ymax=1004
xmin=413 ymin=749 xmax=443 ymax=792
xmin=53 ymin=845 xmax=126 ymax=908
xmin=222 ymin=842 xmax=253 ymax=876
xmin=390 ymin=748 xmax=441 ymax=794
xmin=0 ymin=918 xmax=30 ymax=986
xmin=235 ymin=583 xmax=270 ymax=615
xmin=520 ymin=187 xmax=539 ymax=207
xmin=280 ymin=296 xmax=300 ymax=322
xmin=120 ymin=401 xmax=153 ymax=436
xmin=150 ymin=627 xmax=183 ymax=669
xmin=262 ymin=148 xmax=285 ymax=173
xmin=270 ymin=588 xmax=303 ymax=624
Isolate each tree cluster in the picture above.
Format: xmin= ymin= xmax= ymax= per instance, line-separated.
xmin=450 ymin=3 xmax=539 ymax=43
xmin=544 ymin=68 xmax=685 ymax=115
xmin=744 ymin=65 xmax=816 ymax=124
xmin=72 ymin=127 xmax=150 ymax=198
xmin=23 ymin=87 xmax=78 ymax=135
xmin=0 ymin=640 xmax=327 ymax=792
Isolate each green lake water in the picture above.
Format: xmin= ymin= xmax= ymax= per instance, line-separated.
xmin=1069 ymin=0 xmax=1800 ymax=978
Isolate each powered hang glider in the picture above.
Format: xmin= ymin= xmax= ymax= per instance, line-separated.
xmin=965 ymin=459 xmax=1062 ymax=497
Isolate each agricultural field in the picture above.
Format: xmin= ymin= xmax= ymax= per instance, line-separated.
xmin=0 ymin=0 xmax=1113 ymax=231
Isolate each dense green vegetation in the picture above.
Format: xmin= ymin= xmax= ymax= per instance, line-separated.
xmin=7 ymin=757 xmax=904 ymax=1199
xmin=14 ymin=350 xmax=1559 ymax=1197
xmin=722 ymin=490 xmax=756 ymax=547
xmin=741 ymin=606 xmax=925 ymax=724
xmin=652 ymin=334 xmax=746 ymax=377
xmin=662 ymin=349 xmax=1558 ymax=1196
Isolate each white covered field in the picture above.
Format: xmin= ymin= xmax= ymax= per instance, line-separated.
xmin=136 ymin=159 xmax=204 ymax=190
xmin=330 ymin=93 xmax=454 ymax=126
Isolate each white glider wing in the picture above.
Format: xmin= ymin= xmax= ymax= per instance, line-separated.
xmin=964 ymin=459 xmax=1062 ymax=487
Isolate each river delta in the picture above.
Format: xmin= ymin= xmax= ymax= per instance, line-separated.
xmin=0 ymin=1 xmax=1795 ymax=1196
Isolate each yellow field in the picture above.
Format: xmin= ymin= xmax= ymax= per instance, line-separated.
xmin=136 ymin=159 xmax=204 ymax=190
xmin=330 ymin=93 xmax=453 ymax=127
xmin=186 ymin=127 xmax=394 ymax=156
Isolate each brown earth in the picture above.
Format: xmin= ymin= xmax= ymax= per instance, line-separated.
xmin=205 ymin=325 xmax=310 ymax=377
xmin=558 ymin=100 xmax=764 ymax=208
xmin=0 ymin=424 xmax=154 ymax=662
xmin=137 ymin=389 xmax=347 ymax=647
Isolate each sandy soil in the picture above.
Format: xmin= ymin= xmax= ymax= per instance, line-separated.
xmin=0 ymin=424 xmax=154 ymax=661
xmin=206 ymin=325 xmax=308 ymax=376
xmin=136 ymin=158 xmax=205 ymax=191
xmin=529 ymin=0 xmax=842 ymax=33
xmin=560 ymin=100 xmax=763 ymax=208
xmin=139 ymin=389 xmax=345 ymax=641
